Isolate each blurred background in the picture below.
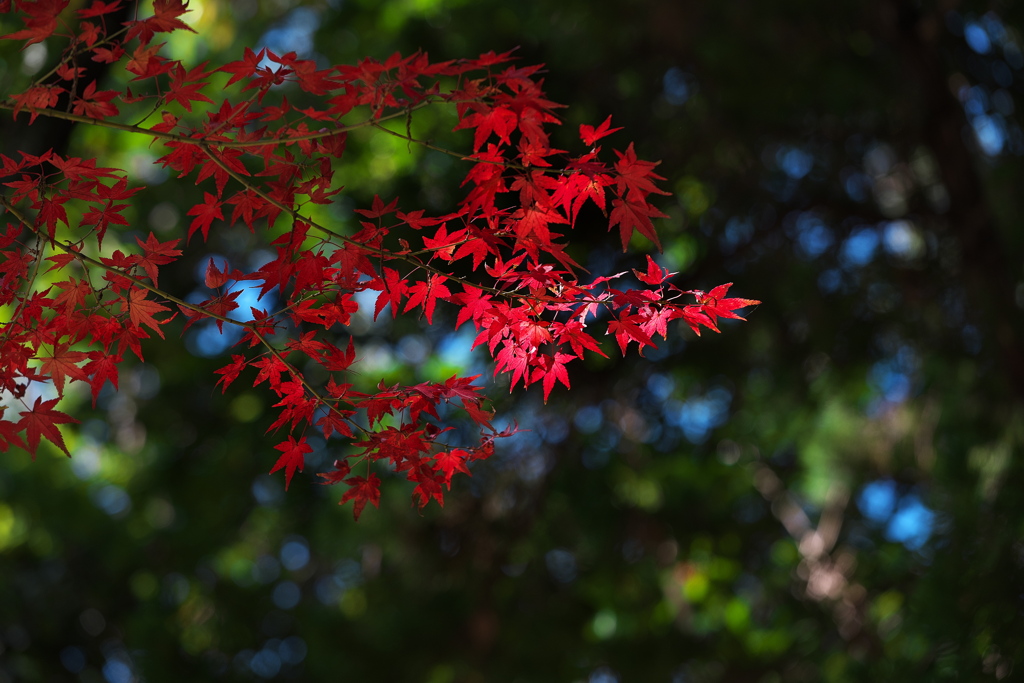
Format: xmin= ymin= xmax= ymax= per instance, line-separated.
xmin=2 ymin=0 xmax=1024 ymax=681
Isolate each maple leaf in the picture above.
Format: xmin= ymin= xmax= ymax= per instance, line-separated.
xmin=38 ymin=343 xmax=89 ymax=395
xmin=186 ymin=192 xmax=224 ymax=241
xmin=511 ymin=202 xmax=567 ymax=248
xmin=45 ymin=251 xmax=78 ymax=273
xmin=452 ymin=229 xmax=499 ymax=270
xmin=550 ymin=168 xmax=612 ymax=226
xmin=148 ymin=0 xmax=195 ymax=32
xmin=55 ymin=63 xmax=85 ymax=83
xmin=340 ymin=474 xmax=382 ymax=520
xmin=80 ymin=197 xmax=130 ymax=247
xmin=71 ymin=80 xmax=120 ymax=119
xmin=410 ymin=466 xmax=446 ymax=509
xmin=226 ymin=189 xmax=265 ymax=226
xmin=50 ymin=277 xmax=92 ymax=313
xmin=135 ymin=233 xmax=181 ymax=286
xmin=83 ymin=351 xmax=121 ymax=407
xmin=552 ymin=319 xmax=607 ymax=359
xmin=267 ymin=381 xmax=317 ymax=433
xmin=613 ymin=143 xmax=671 ymax=201
xmin=439 ymin=375 xmax=493 ymax=428
xmin=534 ymin=352 xmax=573 ymax=402
xmin=17 ymin=397 xmax=78 ymax=458
xmin=204 ymin=257 xmax=231 ymax=288
xmin=316 ymin=408 xmax=354 ymax=440
xmin=640 ymin=305 xmax=675 ymax=340
xmin=164 ymin=62 xmax=214 ymax=111
xmin=455 ymin=104 xmax=518 ymax=152
xmin=448 ymin=284 xmax=493 ymax=330
xmin=214 ymin=354 xmax=247 ymax=393
xmin=632 ymin=255 xmax=675 ymax=285
xmin=90 ymin=45 xmax=125 ymax=64
xmin=126 ymin=0 xmax=196 ymax=45
xmin=396 ymin=209 xmax=441 ymax=231
xmin=270 ymin=435 xmax=312 ymax=489
xmin=318 ymin=338 xmax=356 ymax=371
xmin=317 ymin=458 xmax=352 ymax=485
xmin=48 ymin=154 xmax=121 ymax=182
xmin=76 ymin=0 xmax=123 ymax=18
xmin=609 ymin=195 xmax=667 ymax=252
xmin=36 ymin=194 xmax=70 ymax=240
xmin=124 ymin=287 xmax=172 ymax=339
xmin=354 ymin=194 xmax=399 ymax=219
xmin=291 ymin=59 xmax=337 ymax=95
xmin=671 ymin=308 xmax=707 ymax=336
xmin=404 ymin=275 xmax=451 ymax=324
xmin=0 ymin=407 xmax=27 ymax=454
xmin=251 ymin=355 xmax=288 ymax=389
xmin=2 ymin=0 xmax=68 ymax=45
xmin=422 ymin=224 xmax=467 ymax=261
xmin=367 ymin=267 xmax=408 ymax=319
xmin=77 ymin=20 xmax=100 ymax=46
xmin=696 ymin=283 xmax=762 ymax=324
xmin=579 ymin=115 xmax=623 ymax=146
xmin=494 ymin=342 xmax=531 ymax=392
xmin=607 ymin=314 xmax=657 ymax=356
xmin=8 ymin=84 xmax=63 ymax=123
xmin=217 ymin=47 xmax=266 ymax=87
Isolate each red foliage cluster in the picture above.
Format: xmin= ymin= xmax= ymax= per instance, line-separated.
xmin=0 ymin=0 xmax=758 ymax=517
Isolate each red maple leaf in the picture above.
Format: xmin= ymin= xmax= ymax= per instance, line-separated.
xmin=71 ymin=80 xmax=120 ymax=119
xmin=455 ymin=104 xmax=518 ymax=152
xmin=2 ymin=0 xmax=68 ymax=45
xmin=607 ymin=314 xmax=657 ymax=356
xmin=317 ymin=458 xmax=352 ymax=485
xmin=410 ymin=465 xmax=446 ymax=509
xmin=422 ymin=224 xmax=467 ymax=261
xmin=270 ymin=435 xmax=312 ymax=489
xmin=550 ymin=168 xmax=612 ymax=226
xmin=696 ymin=283 xmax=762 ymax=324
xmin=126 ymin=0 xmax=196 ymax=45
xmin=0 ymin=407 xmax=27 ymax=454
xmin=217 ymin=47 xmax=266 ymax=87
xmin=214 ymin=354 xmax=247 ymax=393
xmin=135 ymin=233 xmax=182 ymax=286
xmin=9 ymin=84 xmax=63 ymax=123
xmin=38 ymin=343 xmax=89 ymax=396
xmin=36 ymin=195 xmax=70 ymax=239
xmin=164 ymin=62 xmax=214 ymax=111
xmin=613 ymin=143 xmax=671 ymax=201
xmin=367 ymin=267 xmax=408 ymax=320
xmin=17 ymin=397 xmax=78 ymax=458
xmin=552 ymin=319 xmax=607 ymax=359
xmin=124 ymin=287 xmax=172 ymax=338
xmin=316 ymin=408 xmax=354 ymax=440
xmin=632 ymin=255 xmax=675 ymax=285
xmin=76 ymin=0 xmax=123 ymax=18
xmin=579 ymin=115 xmax=623 ymax=146
xmin=533 ymin=352 xmax=573 ymax=402
xmin=609 ymin=195 xmax=667 ymax=252
xmin=404 ymin=274 xmax=451 ymax=324
xmin=340 ymin=473 xmax=382 ymax=520
xmin=434 ymin=448 xmax=471 ymax=489
xmin=186 ymin=192 xmax=224 ymax=241
xmin=50 ymin=277 xmax=92 ymax=313
xmin=83 ymin=351 xmax=121 ymax=406
xmin=204 ymin=257 xmax=231 ymax=288
xmin=448 ymin=284 xmax=493 ymax=330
